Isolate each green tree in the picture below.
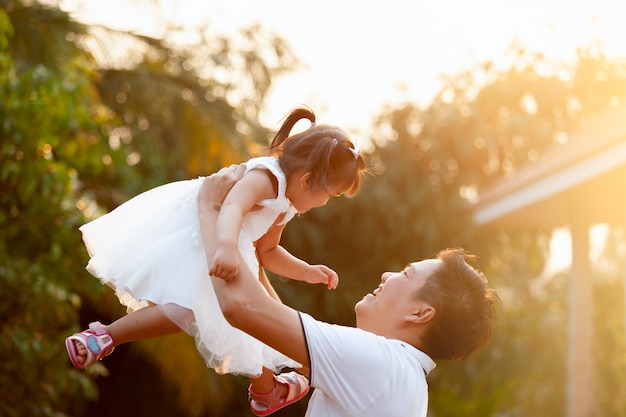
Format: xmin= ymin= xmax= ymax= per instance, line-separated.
xmin=1 ymin=1 xmax=299 ymax=415
xmin=89 ymin=22 xmax=298 ymax=191
xmin=0 ymin=17 xmax=133 ymax=417
xmin=6 ymin=0 xmax=626 ymax=415
xmin=279 ymin=46 xmax=626 ymax=415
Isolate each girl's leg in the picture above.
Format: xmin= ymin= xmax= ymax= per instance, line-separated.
xmin=250 ymin=268 xmax=287 ymax=394
xmin=250 ymin=267 xmax=311 ymax=391
xmin=247 ymin=268 xmax=306 ymax=411
xmin=106 ymin=304 xmax=183 ymax=344
xmin=69 ymin=304 xmax=184 ymax=367
xmin=250 ymin=367 xmax=284 ymax=395
xmin=248 ymin=367 xmax=310 ymax=415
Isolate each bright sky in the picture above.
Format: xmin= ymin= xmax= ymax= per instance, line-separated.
xmin=62 ymin=0 xmax=626 ymax=136
xmin=59 ymin=0 xmax=625 ymax=271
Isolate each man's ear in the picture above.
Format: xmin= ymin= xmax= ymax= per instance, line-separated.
xmin=405 ymin=305 xmax=435 ymax=324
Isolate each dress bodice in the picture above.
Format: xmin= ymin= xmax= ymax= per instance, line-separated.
xmin=240 ymin=156 xmax=298 ymax=240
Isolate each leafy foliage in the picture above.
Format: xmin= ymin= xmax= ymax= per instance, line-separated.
xmin=1 ymin=1 xmax=296 ymax=416
xmin=279 ymin=46 xmax=626 ymax=415
xmin=84 ymin=18 xmax=301 ymax=197
xmin=0 ymin=13 xmax=129 ymax=415
xmin=4 ymin=0 xmax=626 ymax=416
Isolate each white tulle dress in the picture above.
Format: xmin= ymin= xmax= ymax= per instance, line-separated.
xmin=80 ymin=156 xmax=301 ymax=377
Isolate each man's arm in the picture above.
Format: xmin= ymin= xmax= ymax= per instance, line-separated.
xmin=210 ymin=169 xmax=276 ymax=281
xmin=198 ymin=165 xmax=311 ymax=368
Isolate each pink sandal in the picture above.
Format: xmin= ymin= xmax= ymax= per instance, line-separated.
xmin=248 ymin=371 xmax=310 ymax=416
xmin=65 ymin=322 xmax=115 ymax=369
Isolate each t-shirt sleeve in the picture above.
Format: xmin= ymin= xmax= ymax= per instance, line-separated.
xmin=299 ymin=312 xmax=390 ymax=412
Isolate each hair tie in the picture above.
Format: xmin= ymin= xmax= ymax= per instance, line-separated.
xmin=331 ymin=138 xmax=338 ymax=148
xmin=310 ymin=122 xmax=316 ymax=128
xmin=349 ymin=140 xmax=360 ymax=159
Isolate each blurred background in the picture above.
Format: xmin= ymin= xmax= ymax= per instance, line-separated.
xmin=1 ymin=0 xmax=625 ymax=416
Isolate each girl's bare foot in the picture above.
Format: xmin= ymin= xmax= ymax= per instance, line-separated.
xmin=71 ymin=339 xmax=87 ymax=365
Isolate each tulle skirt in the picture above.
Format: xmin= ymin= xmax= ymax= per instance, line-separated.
xmin=80 ymin=177 xmax=300 ymax=377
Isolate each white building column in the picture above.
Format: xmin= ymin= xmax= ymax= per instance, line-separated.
xmin=567 ymin=201 xmax=594 ymax=417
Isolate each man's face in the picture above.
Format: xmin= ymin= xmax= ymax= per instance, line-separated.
xmin=355 ymin=259 xmax=441 ymax=334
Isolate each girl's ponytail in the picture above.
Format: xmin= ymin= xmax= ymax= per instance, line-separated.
xmin=268 ymin=106 xmax=368 ymax=197
xmin=270 ymin=107 xmax=316 ymax=151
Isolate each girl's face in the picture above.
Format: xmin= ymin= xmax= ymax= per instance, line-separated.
xmin=286 ymin=172 xmax=348 ymax=213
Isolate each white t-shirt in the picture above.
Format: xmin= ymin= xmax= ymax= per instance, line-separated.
xmin=299 ymin=312 xmax=436 ymax=417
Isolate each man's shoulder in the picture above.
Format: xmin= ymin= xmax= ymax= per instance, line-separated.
xmin=299 ymin=312 xmax=394 ymax=358
xmin=300 ymin=312 xmax=430 ymax=417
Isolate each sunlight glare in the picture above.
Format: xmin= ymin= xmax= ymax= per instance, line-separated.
xmin=544 ymin=224 xmax=611 ymax=277
xmin=59 ymin=0 xmax=626 ymax=133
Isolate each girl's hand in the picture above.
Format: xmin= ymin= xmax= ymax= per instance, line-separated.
xmin=210 ymin=245 xmax=239 ymax=281
xmin=304 ymin=265 xmax=339 ymax=290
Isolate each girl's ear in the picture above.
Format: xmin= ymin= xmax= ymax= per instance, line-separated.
xmin=299 ymin=172 xmax=311 ymax=189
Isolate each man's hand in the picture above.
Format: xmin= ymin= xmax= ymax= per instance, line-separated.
xmin=198 ymin=164 xmax=246 ymax=211
xmin=199 ymin=163 xmax=246 ymax=282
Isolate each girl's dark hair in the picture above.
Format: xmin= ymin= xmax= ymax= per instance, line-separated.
xmin=269 ymin=107 xmax=367 ymax=196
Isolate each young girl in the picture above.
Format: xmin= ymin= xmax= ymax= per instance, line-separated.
xmin=65 ymin=107 xmax=367 ymax=416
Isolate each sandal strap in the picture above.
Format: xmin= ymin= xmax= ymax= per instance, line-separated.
xmin=249 ymin=381 xmax=283 ymax=406
xmin=275 ymin=372 xmax=305 ymax=399
xmin=248 ymin=371 xmax=309 ymax=415
xmin=87 ymin=321 xmax=115 ymax=357
xmin=66 ymin=322 xmax=115 ymax=369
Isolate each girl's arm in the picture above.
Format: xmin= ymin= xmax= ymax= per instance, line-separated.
xmin=198 ymin=165 xmax=311 ymax=368
xmin=210 ymin=169 xmax=276 ymax=281
xmin=256 ymin=224 xmax=339 ymax=289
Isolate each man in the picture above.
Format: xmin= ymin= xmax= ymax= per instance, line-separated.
xmin=198 ymin=165 xmax=500 ymax=416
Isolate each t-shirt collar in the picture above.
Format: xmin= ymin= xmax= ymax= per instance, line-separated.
xmin=396 ymin=340 xmax=436 ymax=375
